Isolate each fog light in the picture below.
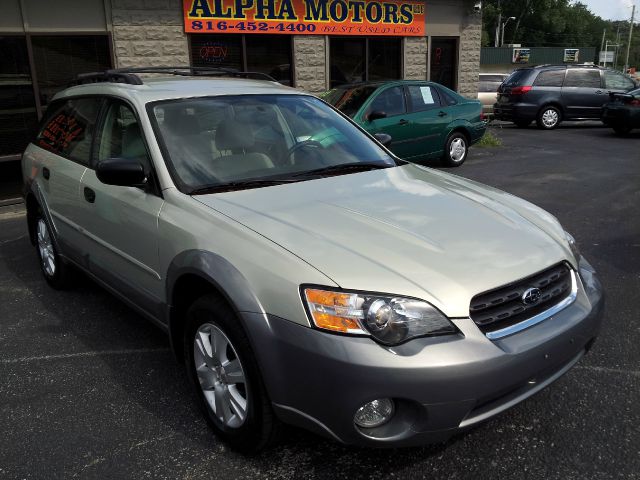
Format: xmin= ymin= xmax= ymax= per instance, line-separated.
xmin=354 ymin=398 xmax=395 ymax=428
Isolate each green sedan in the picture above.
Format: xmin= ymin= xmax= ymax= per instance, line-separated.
xmin=322 ymin=81 xmax=486 ymax=167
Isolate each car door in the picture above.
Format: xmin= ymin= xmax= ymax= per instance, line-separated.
xmin=561 ymin=68 xmax=606 ymax=118
xmin=404 ymin=84 xmax=451 ymax=159
xmin=358 ymin=85 xmax=415 ymax=159
xmin=32 ymin=97 xmax=101 ymax=264
xmin=76 ymin=98 xmax=165 ymax=318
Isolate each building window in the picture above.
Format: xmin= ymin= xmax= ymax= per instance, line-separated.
xmin=31 ymin=36 xmax=111 ymax=109
xmin=0 ymin=36 xmax=38 ymax=158
xmin=190 ymin=35 xmax=293 ymax=86
xmin=329 ymin=37 xmax=402 ymax=88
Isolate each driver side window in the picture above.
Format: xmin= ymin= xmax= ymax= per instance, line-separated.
xmin=368 ymin=86 xmax=406 ymax=117
xmin=97 ymin=101 xmax=151 ymax=173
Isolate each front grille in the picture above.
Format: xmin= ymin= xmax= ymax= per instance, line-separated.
xmin=470 ymin=263 xmax=573 ymax=335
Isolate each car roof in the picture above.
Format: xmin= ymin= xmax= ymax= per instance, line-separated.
xmin=53 ymin=76 xmax=303 ymax=104
xmin=331 ymin=80 xmax=436 ymax=90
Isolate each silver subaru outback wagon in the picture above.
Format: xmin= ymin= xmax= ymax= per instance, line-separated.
xmin=22 ymin=68 xmax=604 ymax=452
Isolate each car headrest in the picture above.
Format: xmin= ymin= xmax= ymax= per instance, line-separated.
xmin=215 ymin=119 xmax=254 ymax=151
xmin=164 ymin=111 xmax=202 ymax=136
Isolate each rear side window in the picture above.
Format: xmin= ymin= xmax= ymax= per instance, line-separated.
xmin=603 ymin=70 xmax=635 ymax=90
xmin=368 ymin=86 xmax=406 ymax=117
xmin=503 ymin=69 xmax=530 ymax=87
xmin=407 ymin=85 xmax=442 ymax=112
xmin=534 ymin=70 xmax=565 ymax=87
xmin=36 ymin=98 xmax=101 ymax=165
xmin=564 ymin=69 xmax=601 ymax=88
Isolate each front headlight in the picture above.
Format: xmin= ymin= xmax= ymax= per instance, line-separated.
xmin=302 ymin=287 xmax=456 ymax=345
xmin=565 ymin=231 xmax=581 ymax=261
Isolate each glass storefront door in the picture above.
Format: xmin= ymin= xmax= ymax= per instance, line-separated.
xmin=430 ymin=38 xmax=458 ymax=91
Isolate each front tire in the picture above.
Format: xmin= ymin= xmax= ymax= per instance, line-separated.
xmin=537 ymin=106 xmax=562 ymax=129
xmin=35 ymin=211 xmax=72 ymax=289
xmin=184 ymin=294 xmax=278 ymax=452
xmin=442 ymin=132 xmax=468 ymax=167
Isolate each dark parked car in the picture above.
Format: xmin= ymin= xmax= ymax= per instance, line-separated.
xmin=601 ymin=88 xmax=640 ymax=135
xmin=322 ymin=81 xmax=486 ymax=167
xmin=494 ymin=65 xmax=637 ymax=129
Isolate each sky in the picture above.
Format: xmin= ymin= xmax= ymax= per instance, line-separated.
xmin=580 ymin=0 xmax=636 ymax=20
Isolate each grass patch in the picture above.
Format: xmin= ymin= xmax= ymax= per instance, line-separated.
xmin=476 ymin=130 xmax=502 ymax=147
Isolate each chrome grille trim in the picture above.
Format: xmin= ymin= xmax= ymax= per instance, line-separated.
xmin=485 ymin=270 xmax=578 ymax=340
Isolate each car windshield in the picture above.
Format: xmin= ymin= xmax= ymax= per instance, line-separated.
xmin=150 ymin=94 xmax=396 ymax=193
xmin=321 ymin=86 xmax=379 ymax=117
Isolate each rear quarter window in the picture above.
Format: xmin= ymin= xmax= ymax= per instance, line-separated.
xmin=36 ymin=97 xmax=101 ymax=165
xmin=533 ymin=70 xmax=565 ymax=87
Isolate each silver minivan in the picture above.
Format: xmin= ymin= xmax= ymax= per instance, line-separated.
xmin=23 ymin=68 xmax=604 ymax=451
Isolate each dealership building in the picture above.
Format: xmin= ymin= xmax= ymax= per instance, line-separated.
xmin=0 ymin=0 xmax=482 ymax=168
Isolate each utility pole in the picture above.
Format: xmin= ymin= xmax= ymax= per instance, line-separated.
xmin=495 ymin=0 xmax=502 ymax=47
xmin=600 ymin=29 xmax=606 ymax=66
xmin=624 ymin=5 xmax=635 ymax=74
xmin=614 ymin=25 xmax=620 ymax=70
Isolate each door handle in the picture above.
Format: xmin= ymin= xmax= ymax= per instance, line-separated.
xmin=438 ymin=111 xmax=448 ymax=117
xmin=398 ymin=119 xmax=409 ymax=125
xmin=84 ymin=187 xmax=96 ymax=203
xmin=42 ymin=167 xmax=50 ymax=180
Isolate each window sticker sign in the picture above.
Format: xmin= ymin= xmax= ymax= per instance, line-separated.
xmin=512 ymin=48 xmax=531 ymax=64
xmin=419 ymin=86 xmax=434 ymax=104
xmin=564 ymin=48 xmax=579 ymax=63
xmin=183 ymin=0 xmax=426 ymax=36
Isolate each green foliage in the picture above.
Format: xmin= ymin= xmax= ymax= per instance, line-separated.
xmin=476 ymin=130 xmax=503 ymax=147
xmin=481 ymin=0 xmax=639 ymax=68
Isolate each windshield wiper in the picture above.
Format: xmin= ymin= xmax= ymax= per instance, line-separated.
xmin=290 ymin=162 xmax=393 ymax=178
xmin=189 ymin=178 xmax=300 ymax=195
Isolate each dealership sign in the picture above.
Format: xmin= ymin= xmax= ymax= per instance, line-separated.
xmin=183 ymin=0 xmax=426 ymax=36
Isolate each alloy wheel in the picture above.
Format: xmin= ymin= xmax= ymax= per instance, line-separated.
xmin=541 ymin=109 xmax=559 ymax=128
xmin=449 ymin=137 xmax=467 ymax=162
xmin=37 ymin=218 xmax=56 ymax=277
xmin=193 ymin=323 xmax=248 ymax=428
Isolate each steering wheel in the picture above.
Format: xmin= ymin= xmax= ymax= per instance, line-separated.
xmin=286 ymin=140 xmax=324 ymax=162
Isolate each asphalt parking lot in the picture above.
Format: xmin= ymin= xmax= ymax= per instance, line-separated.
xmin=1 ymin=122 xmax=639 ymax=479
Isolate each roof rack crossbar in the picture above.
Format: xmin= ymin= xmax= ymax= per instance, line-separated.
xmin=73 ymin=66 xmax=277 ymax=87
xmin=75 ymin=71 xmax=143 ymax=86
xmin=109 ymin=66 xmax=277 ymax=82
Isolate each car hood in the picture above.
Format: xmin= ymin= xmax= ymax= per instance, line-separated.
xmin=196 ymin=164 xmax=573 ymax=318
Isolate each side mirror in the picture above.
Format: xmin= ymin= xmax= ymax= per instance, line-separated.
xmin=373 ymin=132 xmax=393 ymax=148
xmin=96 ymin=158 xmax=146 ymax=187
xmin=367 ymin=110 xmax=387 ymax=122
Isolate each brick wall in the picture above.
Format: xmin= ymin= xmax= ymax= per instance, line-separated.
xmin=293 ymin=36 xmax=327 ymax=94
xmin=458 ymin=10 xmax=482 ymax=98
xmin=404 ymin=37 xmax=428 ymax=80
xmin=111 ymin=0 xmax=189 ymax=68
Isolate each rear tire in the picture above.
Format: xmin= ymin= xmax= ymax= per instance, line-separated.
xmin=35 ymin=210 xmax=73 ymax=289
xmin=442 ymin=132 xmax=468 ymax=167
xmin=536 ymin=106 xmax=562 ymax=130
xmin=184 ymin=294 xmax=279 ymax=453
xmin=613 ymin=125 xmax=632 ymax=136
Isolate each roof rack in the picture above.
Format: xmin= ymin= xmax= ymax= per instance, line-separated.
xmin=74 ymin=66 xmax=277 ymax=86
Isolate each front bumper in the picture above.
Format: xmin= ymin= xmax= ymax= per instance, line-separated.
xmin=242 ymin=258 xmax=604 ymax=447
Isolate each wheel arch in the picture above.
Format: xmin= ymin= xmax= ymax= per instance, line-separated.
xmin=166 ymin=250 xmax=265 ymax=362
xmin=537 ymin=102 xmax=564 ymax=117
